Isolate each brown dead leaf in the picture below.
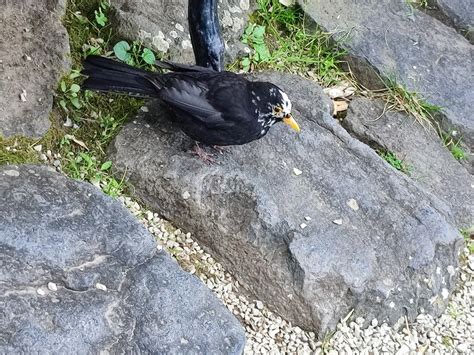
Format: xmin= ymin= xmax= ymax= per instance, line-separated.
xmin=333 ymin=100 xmax=349 ymax=116
xmin=65 ymin=134 xmax=89 ymax=150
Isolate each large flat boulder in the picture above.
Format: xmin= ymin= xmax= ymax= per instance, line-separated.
xmin=109 ymin=0 xmax=253 ymax=64
xmin=0 ymin=0 xmax=70 ymax=138
xmin=0 ymin=165 xmax=245 ymax=353
xmin=343 ymin=97 xmax=474 ymax=227
xmin=108 ymin=72 xmax=463 ymax=335
xmin=298 ymin=0 xmax=474 ymax=147
xmin=432 ymin=0 xmax=474 ymax=42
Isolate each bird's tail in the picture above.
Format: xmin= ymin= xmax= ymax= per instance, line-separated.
xmin=82 ymin=56 xmax=161 ymax=97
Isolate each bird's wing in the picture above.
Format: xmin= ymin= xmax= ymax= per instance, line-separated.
xmin=159 ymin=76 xmax=235 ymax=128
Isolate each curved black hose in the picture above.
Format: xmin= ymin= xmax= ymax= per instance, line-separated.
xmin=188 ymin=0 xmax=225 ymax=72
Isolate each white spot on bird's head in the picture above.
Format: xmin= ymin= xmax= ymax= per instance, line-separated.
xmin=279 ymin=89 xmax=292 ymax=114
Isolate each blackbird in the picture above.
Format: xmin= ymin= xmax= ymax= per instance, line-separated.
xmin=82 ymin=55 xmax=300 ymax=146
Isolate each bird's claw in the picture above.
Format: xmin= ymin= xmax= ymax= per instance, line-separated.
xmin=190 ymin=143 xmax=216 ymax=164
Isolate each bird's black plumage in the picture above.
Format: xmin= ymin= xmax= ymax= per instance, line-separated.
xmin=82 ymin=56 xmax=299 ymax=146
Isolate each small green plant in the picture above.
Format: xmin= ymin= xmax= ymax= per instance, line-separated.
xmin=94 ymin=0 xmax=110 ymax=27
xmin=241 ymin=23 xmax=271 ymax=71
xmin=442 ymin=132 xmax=467 ymax=161
xmin=113 ymin=40 xmax=156 ymax=68
xmin=447 ymin=302 xmax=463 ymax=319
xmin=460 ymin=227 xmax=474 ymax=254
xmin=235 ymin=0 xmax=346 ymax=85
xmin=406 ymin=0 xmax=429 ymax=9
xmin=441 ymin=335 xmax=453 ymax=348
xmin=383 ymin=77 xmax=442 ymax=127
xmin=61 ymin=136 xmax=124 ymax=197
xmin=59 ymin=80 xmax=82 ymax=112
xmin=377 ymin=150 xmax=411 ymax=175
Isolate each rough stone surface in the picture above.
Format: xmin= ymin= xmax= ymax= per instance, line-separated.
xmin=343 ymin=97 xmax=474 ymax=228
xmin=299 ymin=0 xmax=474 ymax=147
xmin=0 ymin=0 xmax=70 ymax=138
xmin=0 ymin=165 xmax=245 ymax=354
xmin=108 ymin=72 xmax=463 ymax=335
xmin=109 ymin=0 xmax=253 ymax=64
xmin=431 ymin=0 xmax=474 ymax=42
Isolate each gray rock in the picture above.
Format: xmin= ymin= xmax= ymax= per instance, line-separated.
xmin=108 ymin=72 xmax=463 ymax=336
xmin=0 ymin=0 xmax=70 ymax=138
xmin=298 ymin=0 xmax=474 ymax=147
xmin=343 ymin=97 xmax=474 ymax=227
xmin=431 ymin=0 xmax=474 ymax=43
xmin=109 ymin=0 xmax=253 ymax=64
xmin=0 ymin=165 xmax=245 ymax=354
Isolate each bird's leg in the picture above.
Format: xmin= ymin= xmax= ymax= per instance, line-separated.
xmin=190 ymin=142 xmax=215 ymax=163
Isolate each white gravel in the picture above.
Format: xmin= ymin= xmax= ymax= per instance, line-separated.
xmin=119 ymin=196 xmax=473 ymax=354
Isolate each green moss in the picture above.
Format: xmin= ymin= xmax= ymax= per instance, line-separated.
xmin=0 ymin=136 xmax=40 ymax=165
xmin=0 ymin=0 xmax=144 ymax=195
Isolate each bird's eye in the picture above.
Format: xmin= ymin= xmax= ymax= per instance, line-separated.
xmin=274 ymin=107 xmax=282 ymax=113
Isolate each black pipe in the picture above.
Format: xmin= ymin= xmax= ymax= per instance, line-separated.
xmin=188 ymin=0 xmax=225 ymax=72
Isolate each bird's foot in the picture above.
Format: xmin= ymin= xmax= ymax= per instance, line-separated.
xmin=190 ymin=143 xmax=215 ymax=164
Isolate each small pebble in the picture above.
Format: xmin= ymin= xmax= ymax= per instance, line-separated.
xmin=347 ymin=198 xmax=360 ymax=211
xmin=19 ymin=89 xmax=27 ymax=102
xmin=33 ymin=144 xmax=42 ymax=152
xmin=300 ymin=223 xmax=307 ymax=229
xmin=95 ymin=283 xmax=107 ymax=291
xmin=293 ymin=168 xmax=302 ymax=176
xmin=119 ymin=195 xmax=473 ymax=355
xmin=47 ymin=282 xmax=58 ymax=291
xmin=36 ymin=288 xmax=46 ymax=296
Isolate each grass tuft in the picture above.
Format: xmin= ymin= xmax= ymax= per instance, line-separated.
xmin=377 ymin=149 xmax=411 ymax=175
xmin=234 ymin=0 xmax=347 ymax=86
xmin=441 ymin=132 xmax=467 ymax=161
xmin=381 ymin=77 xmax=442 ymax=128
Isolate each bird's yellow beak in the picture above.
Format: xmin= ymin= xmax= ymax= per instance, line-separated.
xmin=283 ymin=114 xmax=300 ymax=133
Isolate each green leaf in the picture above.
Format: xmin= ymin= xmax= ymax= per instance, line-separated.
xmin=451 ymin=146 xmax=466 ymax=160
xmin=141 ymin=48 xmax=156 ymax=65
xmin=241 ymin=57 xmax=251 ymax=71
xmin=70 ymin=84 xmax=80 ymax=93
xmin=59 ymin=99 xmax=68 ymax=112
xmin=244 ymin=23 xmax=255 ymax=36
xmin=113 ymin=41 xmax=131 ymax=62
xmin=95 ymin=8 xmax=107 ymax=27
xmin=70 ymin=97 xmax=82 ymax=109
xmin=60 ymin=81 xmax=67 ymax=92
xmin=86 ymin=46 xmax=101 ymax=56
xmin=100 ymin=161 xmax=112 ymax=171
xmin=69 ymin=71 xmax=81 ymax=79
xmin=254 ymin=43 xmax=271 ymax=62
xmin=252 ymin=25 xmax=266 ymax=40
